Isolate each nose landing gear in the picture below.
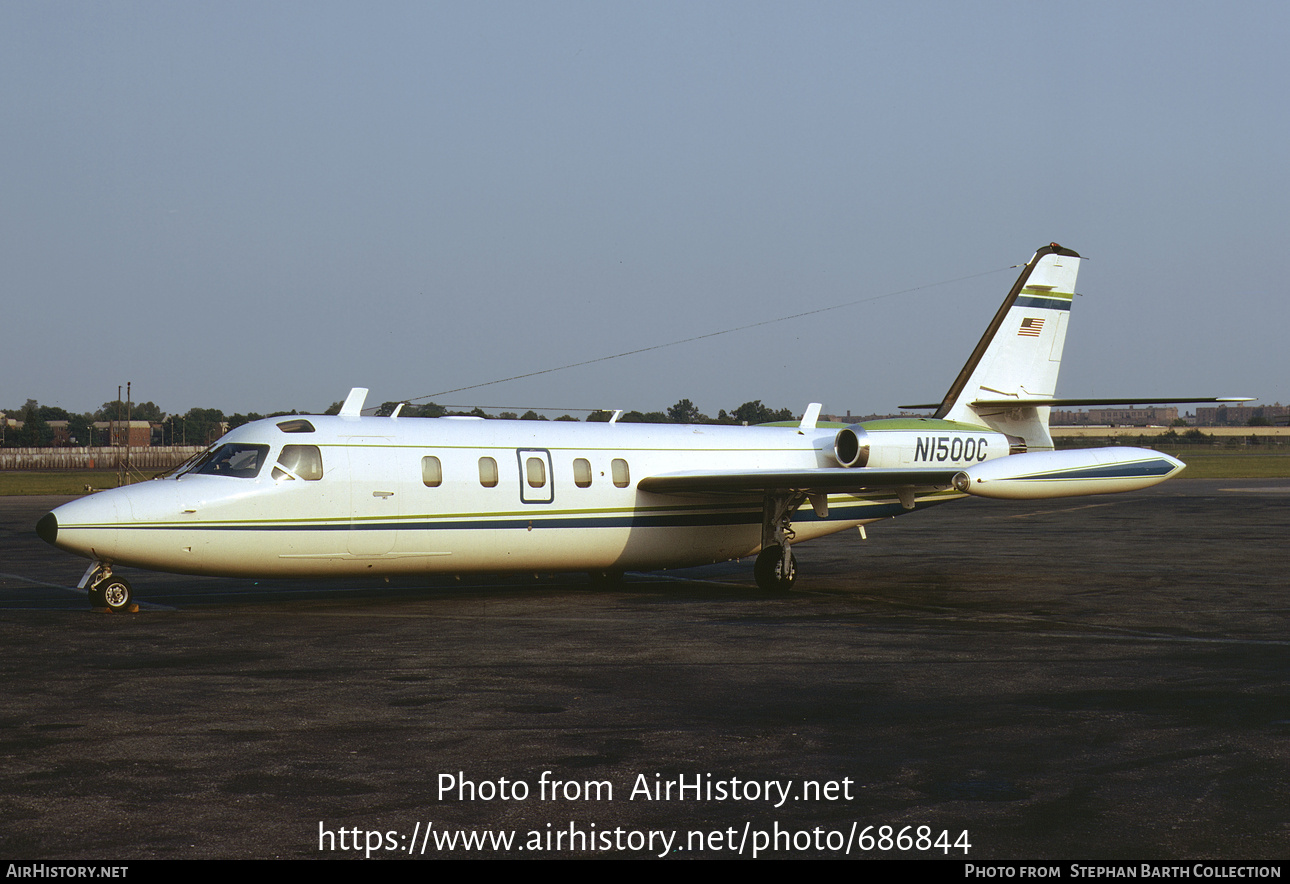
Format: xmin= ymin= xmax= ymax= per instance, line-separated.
xmin=80 ymin=563 xmax=137 ymax=613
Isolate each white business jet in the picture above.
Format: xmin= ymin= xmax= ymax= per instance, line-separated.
xmin=37 ymin=244 xmax=1237 ymax=611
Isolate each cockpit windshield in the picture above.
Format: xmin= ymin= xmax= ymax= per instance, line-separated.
xmin=156 ymin=446 xmax=212 ymax=479
xmin=181 ymin=443 xmax=270 ymax=479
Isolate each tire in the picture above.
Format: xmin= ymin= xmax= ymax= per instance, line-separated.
xmin=100 ymin=577 xmax=133 ymax=612
xmin=754 ymin=545 xmax=796 ymax=591
xmin=87 ymin=586 xmax=106 ymax=608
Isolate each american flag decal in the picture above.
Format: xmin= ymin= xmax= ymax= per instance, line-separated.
xmin=1018 ymin=317 xmax=1044 ymax=337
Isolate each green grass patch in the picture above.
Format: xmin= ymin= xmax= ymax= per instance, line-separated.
xmin=0 ymin=471 xmax=129 ymax=496
xmin=1160 ymin=452 xmax=1290 ymax=479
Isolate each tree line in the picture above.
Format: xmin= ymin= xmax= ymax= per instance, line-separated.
xmin=2 ymin=397 xmax=799 ymax=447
xmin=0 ymin=398 xmax=320 ymax=447
xmin=360 ymin=398 xmax=795 ymax=426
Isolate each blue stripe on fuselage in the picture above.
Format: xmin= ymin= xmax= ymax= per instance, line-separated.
xmin=1014 ymin=295 xmax=1072 ymax=311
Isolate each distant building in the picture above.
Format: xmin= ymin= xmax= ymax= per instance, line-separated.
xmin=47 ymin=420 xmax=73 ymax=446
xmin=92 ymin=421 xmax=153 ymax=448
xmin=1194 ymin=403 xmax=1288 ymax=426
xmin=1051 ymin=407 xmax=1178 ymax=427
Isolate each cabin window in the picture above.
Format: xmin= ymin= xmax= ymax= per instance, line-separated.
xmin=272 ymin=444 xmax=323 ymax=481
xmin=422 ymin=455 xmax=443 ymax=487
xmin=526 ymin=456 xmax=546 ymax=488
xmin=478 ymin=456 xmax=499 ymax=488
xmin=572 ymin=458 xmax=592 ymax=488
xmin=276 ymin=419 xmax=315 ymax=434
xmin=193 ymin=443 xmax=270 ymax=479
xmin=611 ymin=458 xmax=630 ymax=488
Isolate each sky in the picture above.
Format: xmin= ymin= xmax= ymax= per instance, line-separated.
xmin=3 ymin=1 xmax=1286 ymax=418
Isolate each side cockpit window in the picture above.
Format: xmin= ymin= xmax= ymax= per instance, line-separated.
xmin=193 ymin=444 xmax=270 ymax=479
xmin=272 ymin=444 xmax=324 ymax=481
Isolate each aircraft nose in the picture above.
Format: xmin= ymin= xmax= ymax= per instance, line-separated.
xmin=36 ymin=512 xmax=58 ymax=546
xmin=40 ymin=492 xmax=121 ymax=560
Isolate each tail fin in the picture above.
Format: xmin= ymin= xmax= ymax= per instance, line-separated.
xmin=932 ymin=243 xmax=1081 ymax=449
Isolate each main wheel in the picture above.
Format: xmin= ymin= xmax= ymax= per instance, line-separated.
xmin=87 ymin=586 xmax=106 ymax=608
xmin=99 ymin=577 xmax=133 ymax=612
xmin=754 ymin=545 xmax=797 ymax=591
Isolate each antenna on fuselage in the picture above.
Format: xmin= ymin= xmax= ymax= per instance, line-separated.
xmin=798 ymin=402 xmax=822 ymax=433
xmin=339 ymin=387 xmax=368 ymax=417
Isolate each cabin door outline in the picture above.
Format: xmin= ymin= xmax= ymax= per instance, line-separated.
xmin=516 ymin=448 xmax=554 ymax=504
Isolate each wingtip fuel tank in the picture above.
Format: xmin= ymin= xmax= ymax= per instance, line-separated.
xmin=951 ymin=448 xmax=1185 ymax=500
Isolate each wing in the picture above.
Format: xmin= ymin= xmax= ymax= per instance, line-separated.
xmin=637 ymin=468 xmax=962 ymax=496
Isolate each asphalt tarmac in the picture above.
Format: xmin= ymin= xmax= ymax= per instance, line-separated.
xmin=1 ymin=481 xmax=1286 ymax=860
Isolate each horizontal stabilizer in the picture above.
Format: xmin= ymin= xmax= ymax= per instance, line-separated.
xmin=979 ymin=396 xmax=1253 ymax=407
xmin=937 ymin=396 xmax=1250 ymax=409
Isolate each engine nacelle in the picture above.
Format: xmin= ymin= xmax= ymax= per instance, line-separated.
xmin=833 ymin=420 xmax=1013 ymax=469
xmin=950 ymin=447 xmax=1185 ymax=500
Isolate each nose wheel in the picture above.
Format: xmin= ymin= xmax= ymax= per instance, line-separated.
xmin=80 ymin=563 xmax=137 ymax=613
xmin=98 ymin=577 xmax=134 ymax=612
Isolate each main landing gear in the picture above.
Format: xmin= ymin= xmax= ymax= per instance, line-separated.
xmin=80 ymin=562 xmax=136 ymax=613
xmin=754 ymin=544 xmax=796 ymax=592
xmin=753 ymin=492 xmax=807 ymax=592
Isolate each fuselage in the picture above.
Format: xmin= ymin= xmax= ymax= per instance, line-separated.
xmin=39 ymin=414 xmax=967 ymax=578
xmin=36 ymin=244 xmax=1199 ymax=595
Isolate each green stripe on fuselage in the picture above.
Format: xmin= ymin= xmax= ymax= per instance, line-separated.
xmin=1020 ymin=286 xmax=1073 ymax=299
